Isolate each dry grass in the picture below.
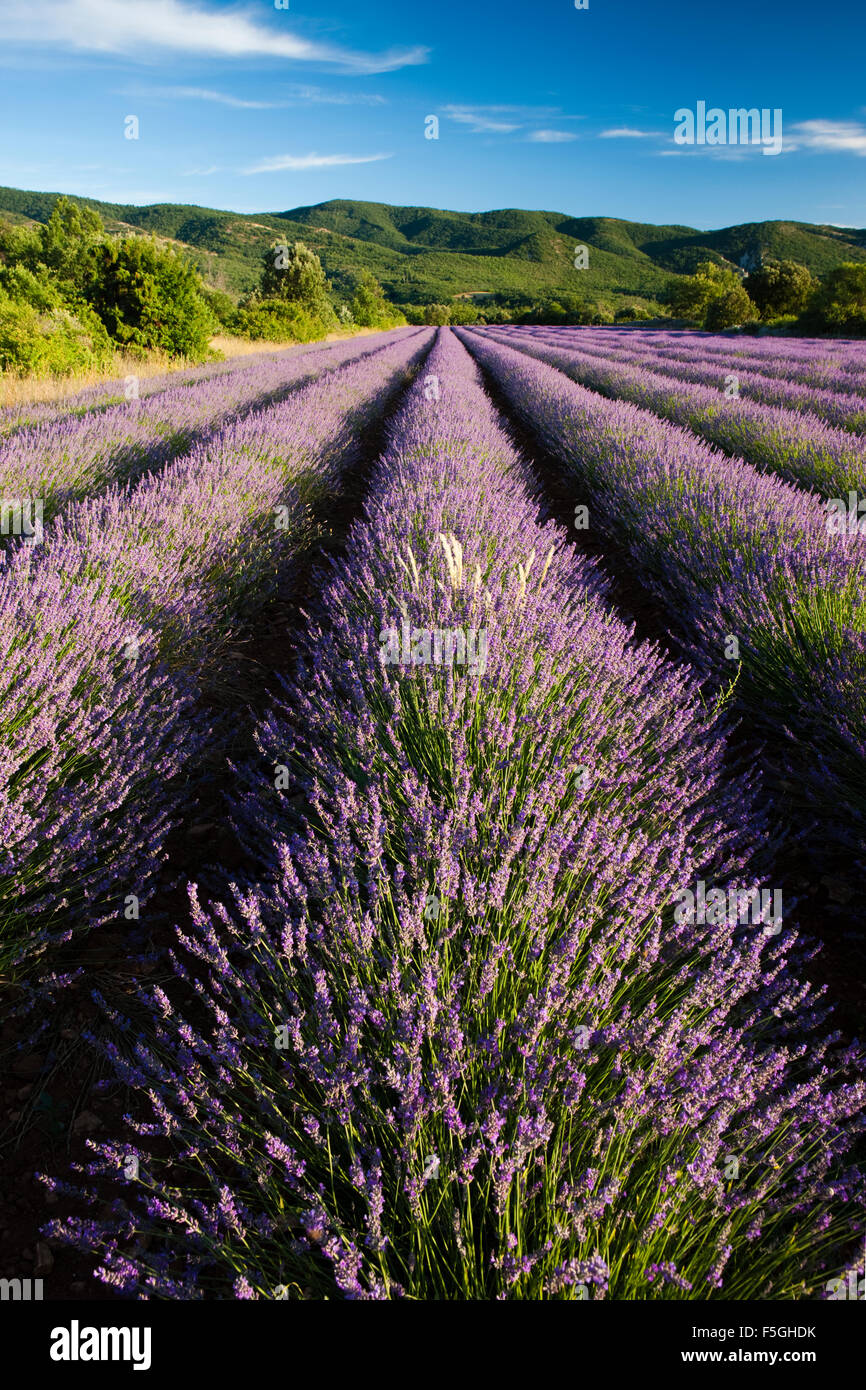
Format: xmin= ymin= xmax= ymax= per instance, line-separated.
xmin=0 ymin=328 xmax=389 ymax=410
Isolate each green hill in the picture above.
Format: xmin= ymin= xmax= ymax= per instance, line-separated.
xmin=2 ymin=185 xmax=864 ymax=311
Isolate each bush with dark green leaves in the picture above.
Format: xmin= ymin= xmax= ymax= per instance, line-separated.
xmin=86 ymin=236 xmax=217 ymax=360
xmin=704 ymin=284 xmax=760 ymax=331
xmin=802 ymin=262 xmax=866 ymax=336
xmin=746 ymin=260 xmax=815 ymax=320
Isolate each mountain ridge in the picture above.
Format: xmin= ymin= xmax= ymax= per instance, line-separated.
xmin=1 ymin=185 xmax=864 ymax=310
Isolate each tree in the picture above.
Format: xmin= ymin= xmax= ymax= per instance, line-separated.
xmin=746 ymin=259 xmax=815 ymax=319
xmin=259 ymin=239 xmax=333 ymax=316
xmin=806 ymin=262 xmax=866 ymax=335
xmin=664 ymin=260 xmax=743 ymax=323
xmin=37 ymin=196 xmax=104 ymax=299
xmin=87 ymin=236 xmax=216 ymax=359
xmin=704 ymin=284 xmax=759 ymax=331
xmin=350 ymin=271 xmax=391 ymax=327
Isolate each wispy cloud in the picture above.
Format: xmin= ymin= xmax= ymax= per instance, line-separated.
xmin=243 ymin=151 xmax=393 ymax=174
xmin=528 ymin=129 xmax=577 ymax=143
xmin=443 ymin=104 xmax=583 ymax=136
xmin=599 ymin=127 xmax=657 ymax=139
xmin=182 ymin=164 xmax=222 ymax=176
xmin=138 ymin=83 xmax=387 ymax=109
xmin=160 ymin=86 xmax=279 ymax=109
xmin=444 ymin=106 xmax=521 ymax=134
xmin=785 ymin=120 xmax=866 ymax=155
xmin=0 ymin=0 xmax=429 ymax=74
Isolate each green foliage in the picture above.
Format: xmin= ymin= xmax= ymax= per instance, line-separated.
xmin=4 ymin=187 xmax=866 ymax=347
xmin=86 ymin=236 xmax=216 ymax=360
xmin=664 ymin=261 xmax=758 ymax=329
xmin=704 ymin=284 xmax=760 ymax=330
xmin=259 ymin=239 xmax=333 ymax=316
xmin=0 ymin=292 xmax=113 ymax=375
xmin=664 ymin=260 xmax=741 ymax=322
xmin=746 ymin=259 xmax=815 ymax=319
xmin=229 ymin=296 xmax=333 ymax=344
xmin=803 ymin=262 xmax=866 ymax=335
xmin=349 ymin=270 xmax=405 ymax=328
xmin=36 ymin=196 xmax=103 ymax=298
xmin=199 ymin=285 xmax=237 ymax=330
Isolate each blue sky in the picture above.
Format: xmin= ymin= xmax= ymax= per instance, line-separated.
xmin=0 ymin=0 xmax=864 ymax=228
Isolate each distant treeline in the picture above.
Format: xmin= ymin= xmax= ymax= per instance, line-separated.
xmin=3 ymin=198 xmax=865 ymax=378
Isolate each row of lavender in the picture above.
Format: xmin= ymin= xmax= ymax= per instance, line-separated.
xmin=0 ymin=338 xmax=339 ymax=437
xmin=461 ymin=327 xmax=866 ymax=872
xmin=0 ymin=328 xmax=431 ymax=980
xmin=583 ymin=328 xmax=866 ymax=393
xmin=50 ymin=329 xmax=865 ymax=1300
xmin=0 ymin=329 xmax=414 ymax=529
xmin=547 ymin=328 xmax=866 ymax=434
xmin=488 ymin=326 xmax=866 ymax=498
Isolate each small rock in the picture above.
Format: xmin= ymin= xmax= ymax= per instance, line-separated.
xmin=16 ymin=1085 xmax=33 ymax=1100
xmin=187 ymin=822 xmax=217 ymax=837
xmin=821 ymin=875 xmax=853 ymax=905
xmin=70 ymin=1281 xmax=85 ymax=1293
xmin=34 ymin=1242 xmax=54 ymax=1275
xmin=72 ymin=1110 xmax=101 ymax=1134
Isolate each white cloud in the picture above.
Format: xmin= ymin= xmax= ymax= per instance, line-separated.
xmin=243 ymin=151 xmax=393 ymax=174
xmin=143 ymin=83 xmax=387 ymax=109
xmin=785 ymin=120 xmax=866 ymax=155
xmin=0 ymin=0 xmax=429 ymax=74
xmin=444 ymin=106 xmax=521 ymax=134
xmin=528 ymin=130 xmax=577 ymax=143
xmin=165 ymin=87 xmax=280 ymax=109
xmin=599 ymin=127 xmax=656 ymax=138
xmin=281 ymin=85 xmax=387 ymax=107
xmin=442 ymin=104 xmax=584 ymax=135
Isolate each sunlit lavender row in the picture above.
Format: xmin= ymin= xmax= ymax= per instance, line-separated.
xmin=488 ymin=326 xmax=866 ymax=498
xmin=0 ymin=328 xmax=429 ymax=977
xmin=45 ymin=330 xmax=864 ymax=1300
xmin=0 ymin=329 xmax=414 ymax=528
xmin=461 ymin=327 xmax=866 ymax=862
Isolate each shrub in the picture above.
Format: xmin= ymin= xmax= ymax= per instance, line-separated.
xmin=746 ymin=260 xmax=815 ymax=320
xmin=704 ymin=284 xmax=759 ymax=331
xmin=87 ymin=236 xmax=216 ymax=360
xmin=0 ymin=293 xmax=114 ymax=375
xmin=803 ymin=262 xmax=866 ymax=336
xmin=230 ymin=297 xmax=333 ymax=344
xmin=259 ymin=239 xmax=334 ymax=319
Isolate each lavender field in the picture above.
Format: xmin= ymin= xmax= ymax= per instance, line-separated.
xmin=2 ymin=325 xmax=864 ymax=1303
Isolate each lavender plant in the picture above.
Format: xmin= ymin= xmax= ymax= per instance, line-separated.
xmin=495 ymin=326 xmax=866 ymax=498
xmin=0 ymin=329 xmax=432 ymax=977
xmin=48 ymin=330 xmax=864 ymax=1301
xmin=461 ymin=327 xmax=866 ymax=856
